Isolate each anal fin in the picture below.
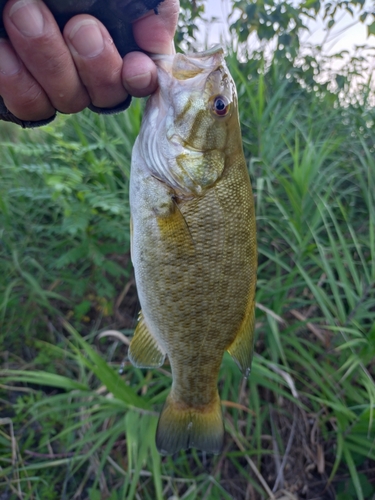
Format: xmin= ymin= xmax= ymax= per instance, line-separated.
xmin=227 ymin=300 xmax=256 ymax=378
xmin=128 ymin=311 xmax=165 ymax=368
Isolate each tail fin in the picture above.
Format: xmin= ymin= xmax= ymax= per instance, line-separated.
xmin=155 ymin=394 xmax=224 ymax=455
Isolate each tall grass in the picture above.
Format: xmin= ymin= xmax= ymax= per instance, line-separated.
xmin=0 ymin=49 xmax=374 ymax=499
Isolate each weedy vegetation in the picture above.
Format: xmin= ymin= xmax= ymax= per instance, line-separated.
xmin=1 ymin=2 xmax=375 ymax=498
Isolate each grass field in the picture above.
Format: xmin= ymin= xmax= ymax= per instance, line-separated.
xmin=0 ymin=49 xmax=374 ymax=499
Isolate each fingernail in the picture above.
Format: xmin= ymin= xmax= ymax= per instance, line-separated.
xmin=68 ymin=20 xmax=104 ymax=58
xmin=126 ymin=71 xmax=152 ymax=90
xmin=9 ymin=0 xmax=44 ymax=37
xmin=0 ymin=40 xmax=21 ymax=75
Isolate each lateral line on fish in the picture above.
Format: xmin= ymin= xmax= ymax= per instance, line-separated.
xmin=214 ymin=187 xmax=228 ymax=341
xmin=195 ymin=187 xmax=227 ymax=364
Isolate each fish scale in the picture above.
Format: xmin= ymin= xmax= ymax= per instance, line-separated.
xmin=129 ymin=46 xmax=257 ymax=455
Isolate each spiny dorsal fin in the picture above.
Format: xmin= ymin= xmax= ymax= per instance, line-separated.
xmin=128 ymin=311 xmax=165 ymax=368
xmin=227 ymin=300 xmax=255 ymax=378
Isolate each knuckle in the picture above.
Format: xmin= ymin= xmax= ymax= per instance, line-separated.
xmin=100 ymin=66 xmax=122 ymax=87
xmin=81 ymin=63 xmax=125 ymax=107
xmin=17 ymin=81 xmax=47 ymax=112
xmin=40 ymin=44 xmax=70 ymax=76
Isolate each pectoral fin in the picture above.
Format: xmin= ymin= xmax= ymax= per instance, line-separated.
xmin=128 ymin=312 xmax=165 ymax=368
xmin=227 ymin=300 xmax=255 ymax=378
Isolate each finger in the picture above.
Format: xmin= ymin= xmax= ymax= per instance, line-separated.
xmin=63 ymin=15 xmax=129 ymax=109
xmin=3 ymin=0 xmax=90 ymax=114
xmin=122 ymin=0 xmax=179 ymax=99
xmin=132 ymin=0 xmax=179 ymax=54
xmin=0 ymin=38 xmax=54 ymax=120
xmin=122 ymin=51 xmax=158 ymax=98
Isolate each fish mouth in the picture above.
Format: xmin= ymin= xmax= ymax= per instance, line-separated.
xmin=182 ymin=143 xmax=205 ymax=155
xmin=151 ymin=44 xmax=224 ymax=63
xmin=167 ymin=133 xmax=203 ymax=153
xmin=185 ymin=44 xmax=224 ymax=59
xmin=152 ymin=45 xmax=225 ymax=82
xmin=168 ymin=133 xmax=205 ymax=155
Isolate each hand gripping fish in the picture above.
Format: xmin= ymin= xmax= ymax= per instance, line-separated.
xmin=129 ymin=45 xmax=257 ymax=455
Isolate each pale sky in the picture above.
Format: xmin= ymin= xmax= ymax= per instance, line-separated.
xmin=197 ymin=0 xmax=375 ymax=56
xmin=194 ymin=0 xmax=375 ymax=85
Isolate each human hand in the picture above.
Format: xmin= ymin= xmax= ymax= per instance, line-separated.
xmin=0 ymin=0 xmax=179 ymax=123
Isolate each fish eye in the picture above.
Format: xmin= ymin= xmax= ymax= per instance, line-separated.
xmin=212 ymin=95 xmax=230 ymax=117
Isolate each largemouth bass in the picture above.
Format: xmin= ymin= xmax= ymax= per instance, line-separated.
xmin=129 ymin=45 xmax=257 ymax=455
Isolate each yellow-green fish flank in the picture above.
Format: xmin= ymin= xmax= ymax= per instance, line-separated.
xmin=129 ymin=46 xmax=257 ymax=455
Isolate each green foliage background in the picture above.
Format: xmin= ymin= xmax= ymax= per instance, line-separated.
xmin=1 ymin=1 xmax=375 ymax=499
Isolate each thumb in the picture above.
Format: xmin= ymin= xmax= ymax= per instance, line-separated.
xmin=132 ymin=0 xmax=179 ymax=55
